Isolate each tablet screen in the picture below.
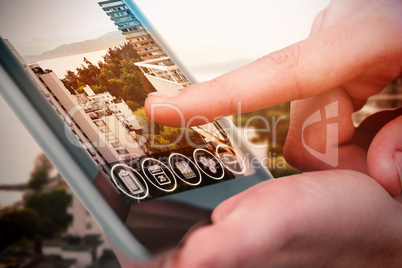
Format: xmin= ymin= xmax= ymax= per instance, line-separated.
xmin=0 ymin=0 xmax=255 ymax=204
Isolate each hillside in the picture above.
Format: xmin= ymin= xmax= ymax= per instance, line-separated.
xmin=22 ymin=31 xmax=126 ymax=63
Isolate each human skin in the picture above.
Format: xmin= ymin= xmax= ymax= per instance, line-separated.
xmin=117 ymin=171 xmax=402 ymax=268
xmin=121 ymin=0 xmax=402 ymax=266
xmin=145 ymin=0 xmax=402 ymax=194
xmin=162 ymin=170 xmax=402 ymax=267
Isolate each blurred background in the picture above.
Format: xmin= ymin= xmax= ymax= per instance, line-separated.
xmin=2 ymin=0 xmax=401 ymax=267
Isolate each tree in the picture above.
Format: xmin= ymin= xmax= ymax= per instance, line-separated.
xmin=34 ymin=153 xmax=53 ymax=171
xmin=107 ymin=78 xmax=124 ymax=98
xmin=28 ymin=153 xmax=53 ymax=192
xmin=61 ymin=42 xmax=153 ymax=109
xmin=25 ymin=189 xmax=72 ymax=238
xmin=139 ymin=71 xmax=156 ymax=94
xmin=134 ymin=107 xmax=160 ymax=135
xmin=75 ymin=57 xmax=101 ymax=86
xmin=119 ymin=42 xmax=140 ymax=60
xmin=0 ymin=208 xmax=40 ymax=250
xmin=62 ymin=70 xmax=80 ymax=94
xmin=126 ymin=100 xmax=141 ymax=111
xmin=28 ymin=167 xmax=49 ymax=192
xmin=121 ymin=71 xmax=148 ymax=104
xmin=133 ymin=108 xmax=203 ymax=153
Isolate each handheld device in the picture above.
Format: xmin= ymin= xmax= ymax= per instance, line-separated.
xmin=0 ymin=0 xmax=272 ymax=262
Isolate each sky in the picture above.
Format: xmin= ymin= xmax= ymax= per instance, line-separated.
xmin=0 ymin=0 xmax=330 ymax=188
xmin=0 ymin=0 xmax=330 ymax=74
xmin=0 ymin=0 xmax=116 ymax=43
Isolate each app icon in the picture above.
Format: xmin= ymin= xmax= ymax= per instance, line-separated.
xmin=111 ymin=164 xmax=149 ymax=200
xmin=175 ymin=161 xmax=196 ymax=179
xmin=220 ymin=153 xmax=238 ymax=166
xmin=199 ymin=156 xmax=217 ymax=174
xmin=216 ymin=144 xmax=246 ymax=174
xmin=118 ymin=169 xmax=145 ymax=194
xmin=169 ymin=153 xmax=202 ymax=186
xmin=148 ymin=164 xmax=171 ymax=186
xmin=142 ymin=158 xmax=177 ymax=192
xmin=193 ymin=149 xmax=224 ymax=180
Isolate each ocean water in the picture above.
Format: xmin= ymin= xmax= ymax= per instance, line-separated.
xmin=37 ymin=49 xmax=108 ymax=79
xmin=0 ymin=50 xmax=109 ymax=209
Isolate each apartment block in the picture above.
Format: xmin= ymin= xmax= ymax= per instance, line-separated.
xmin=98 ymin=0 xmax=191 ymax=92
xmin=4 ymin=39 xmax=147 ymax=175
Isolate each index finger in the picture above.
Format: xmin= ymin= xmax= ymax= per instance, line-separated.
xmin=145 ymin=15 xmax=399 ymax=127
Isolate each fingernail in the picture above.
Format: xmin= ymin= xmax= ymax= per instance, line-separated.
xmin=394 ymin=150 xmax=402 ymax=187
xmin=148 ymin=90 xmax=181 ymax=99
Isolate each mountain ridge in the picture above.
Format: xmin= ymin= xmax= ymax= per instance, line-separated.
xmin=22 ymin=31 xmax=127 ymax=63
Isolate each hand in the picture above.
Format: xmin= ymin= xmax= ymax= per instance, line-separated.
xmin=145 ymin=0 xmax=402 ymax=194
xmin=163 ymin=170 xmax=402 ymax=268
xmin=138 ymin=0 xmax=402 ymax=267
xmin=282 ymin=0 xmax=402 ymax=196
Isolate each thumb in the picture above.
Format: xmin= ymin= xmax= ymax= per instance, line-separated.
xmin=145 ymin=15 xmax=398 ymax=127
xmin=367 ymin=115 xmax=402 ymax=196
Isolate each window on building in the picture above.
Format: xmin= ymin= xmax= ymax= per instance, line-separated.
xmin=105 ymin=5 xmax=128 ymax=12
xmin=117 ymin=21 xmax=138 ymax=28
xmin=117 ymin=148 xmax=129 ymax=155
xmin=113 ymin=16 xmax=135 ymax=23
xmin=100 ymin=1 xmax=124 ymax=8
xmin=94 ymin=120 xmax=106 ymax=127
xmin=110 ymin=11 xmax=130 ymax=18
xmin=99 ymin=125 xmax=110 ymax=133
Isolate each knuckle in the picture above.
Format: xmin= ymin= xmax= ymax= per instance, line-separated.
xmin=262 ymin=44 xmax=301 ymax=70
xmin=310 ymin=9 xmax=326 ymax=35
xmin=259 ymin=44 xmax=303 ymax=100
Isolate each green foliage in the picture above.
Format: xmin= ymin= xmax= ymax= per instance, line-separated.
xmin=61 ymin=43 xmax=206 ymax=154
xmin=149 ymin=136 xmax=179 ymax=152
xmin=0 ymin=208 xmax=40 ymax=250
xmin=139 ymin=72 xmax=155 ymax=94
xmin=133 ymin=107 xmax=154 ymax=132
xmin=133 ymin=107 xmax=200 ymax=153
xmin=27 ymin=153 xmax=53 ymax=192
xmin=76 ymin=57 xmax=101 ymax=86
xmin=0 ymin=153 xmax=72 ymax=251
xmin=126 ymin=100 xmax=142 ymax=112
xmin=62 ymin=42 xmax=155 ymax=106
xmin=28 ymin=167 xmax=48 ymax=192
xmin=25 ymin=189 xmax=72 ymax=238
xmin=61 ymin=70 xmax=79 ymax=94
xmin=121 ymin=68 xmax=148 ymax=105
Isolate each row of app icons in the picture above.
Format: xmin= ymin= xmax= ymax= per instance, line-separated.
xmin=110 ymin=145 xmax=245 ymax=200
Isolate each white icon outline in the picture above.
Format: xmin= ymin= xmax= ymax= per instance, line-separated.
xmin=111 ymin=164 xmax=149 ymax=200
xmin=142 ymin=158 xmax=177 ymax=192
xmin=193 ymin=149 xmax=225 ymax=180
xmin=168 ymin=153 xmax=202 ymax=186
xmin=148 ymin=164 xmax=172 ymax=186
xmin=216 ymin=144 xmax=247 ymax=175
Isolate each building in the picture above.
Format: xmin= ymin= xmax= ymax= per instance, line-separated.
xmin=4 ymin=39 xmax=147 ymax=176
xmin=97 ymin=0 xmax=229 ymax=146
xmin=98 ymin=0 xmax=190 ymax=92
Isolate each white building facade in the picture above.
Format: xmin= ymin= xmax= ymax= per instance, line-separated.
xmin=98 ymin=0 xmax=191 ymax=92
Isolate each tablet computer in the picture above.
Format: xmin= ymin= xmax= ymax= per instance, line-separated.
xmin=0 ymin=0 xmax=272 ymax=262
